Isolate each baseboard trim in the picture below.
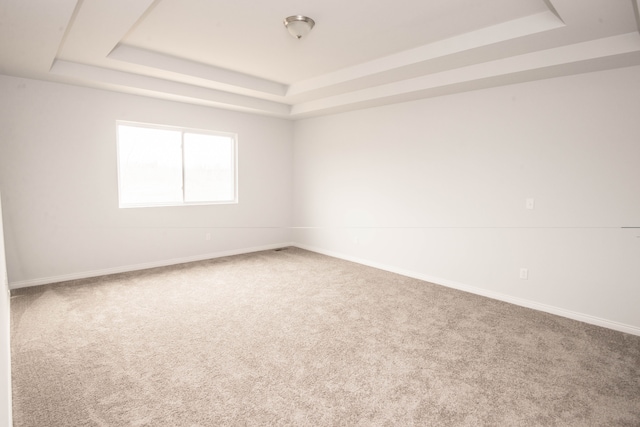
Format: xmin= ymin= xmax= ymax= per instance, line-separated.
xmin=294 ymin=244 xmax=640 ymax=337
xmin=9 ymin=242 xmax=294 ymax=290
xmin=10 ymin=242 xmax=639 ymax=336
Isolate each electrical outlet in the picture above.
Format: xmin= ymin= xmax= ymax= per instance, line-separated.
xmin=526 ymin=198 xmax=535 ymax=210
xmin=519 ymin=268 xmax=529 ymax=280
xmin=205 ymin=233 xmax=211 ymax=241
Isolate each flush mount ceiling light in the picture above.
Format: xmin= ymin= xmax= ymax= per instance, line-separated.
xmin=284 ymin=15 xmax=315 ymax=40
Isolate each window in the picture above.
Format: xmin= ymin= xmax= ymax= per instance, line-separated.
xmin=116 ymin=122 xmax=237 ymax=208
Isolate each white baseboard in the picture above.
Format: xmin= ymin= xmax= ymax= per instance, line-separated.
xmin=9 ymin=242 xmax=294 ymax=290
xmin=294 ymin=243 xmax=640 ymax=337
xmin=10 ymin=241 xmax=639 ymax=337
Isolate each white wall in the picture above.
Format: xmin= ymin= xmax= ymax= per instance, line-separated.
xmin=293 ymin=66 xmax=640 ymax=333
xmin=0 ymin=75 xmax=293 ymax=286
xmin=2 ymin=66 xmax=640 ymax=336
xmin=0 ymin=194 xmax=12 ymax=426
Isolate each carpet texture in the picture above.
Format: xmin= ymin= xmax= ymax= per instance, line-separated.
xmin=10 ymin=248 xmax=640 ymax=426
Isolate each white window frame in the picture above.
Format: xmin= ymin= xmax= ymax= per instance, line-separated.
xmin=116 ymin=121 xmax=238 ymax=208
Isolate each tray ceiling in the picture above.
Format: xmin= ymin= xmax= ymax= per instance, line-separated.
xmin=1 ymin=0 xmax=639 ymax=118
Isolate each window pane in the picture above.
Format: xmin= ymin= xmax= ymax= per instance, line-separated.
xmin=118 ymin=125 xmax=183 ymax=205
xmin=184 ymin=133 xmax=235 ymax=202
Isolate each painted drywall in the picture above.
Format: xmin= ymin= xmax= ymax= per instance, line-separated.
xmin=0 ymin=194 xmax=11 ymax=426
xmin=0 ymin=75 xmax=293 ymax=286
xmin=292 ymin=65 xmax=640 ymax=332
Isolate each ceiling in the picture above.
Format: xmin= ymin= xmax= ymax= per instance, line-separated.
xmin=1 ymin=0 xmax=639 ymax=119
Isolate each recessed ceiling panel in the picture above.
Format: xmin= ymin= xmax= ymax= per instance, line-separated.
xmin=2 ymin=0 xmax=639 ymax=118
xmin=121 ymin=0 xmax=550 ymax=84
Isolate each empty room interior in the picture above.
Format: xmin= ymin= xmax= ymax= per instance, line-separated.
xmin=1 ymin=0 xmax=640 ymax=425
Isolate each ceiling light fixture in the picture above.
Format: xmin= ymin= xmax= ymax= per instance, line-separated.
xmin=284 ymin=15 xmax=315 ymax=40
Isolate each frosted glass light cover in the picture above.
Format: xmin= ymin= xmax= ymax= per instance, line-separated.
xmin=284 ymin=16 xmax=315 ymax=39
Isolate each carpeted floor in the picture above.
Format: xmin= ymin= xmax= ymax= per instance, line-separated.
xmin=10 ymin=247 xmax=640 ymax=426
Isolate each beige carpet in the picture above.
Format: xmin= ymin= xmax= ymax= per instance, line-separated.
xmin=10 ymin=247 xmax=640 ymax=426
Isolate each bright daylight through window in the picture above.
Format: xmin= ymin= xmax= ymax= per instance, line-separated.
xmin=117 ymin=122 xmax=237 ymax=208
